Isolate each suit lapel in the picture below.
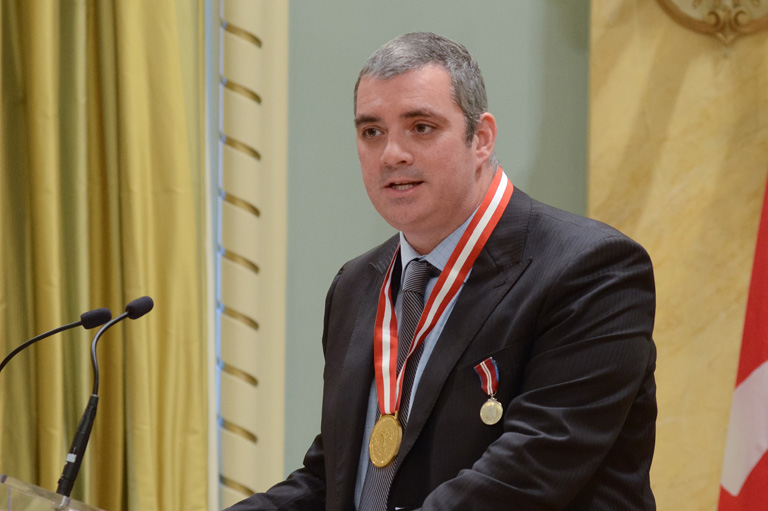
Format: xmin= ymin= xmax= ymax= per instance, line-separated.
xmin=396 ymin=190 xmax=533 ymax=462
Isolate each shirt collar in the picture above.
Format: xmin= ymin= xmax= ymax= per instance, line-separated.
xmin=399 ymin=211 xmax=475 ymax=276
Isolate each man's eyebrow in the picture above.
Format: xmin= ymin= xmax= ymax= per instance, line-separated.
xmin=354 ymin=114 xmax=380 ymax=128
xmin=402 ymin=109 xmax=442 ymax=120
xmin=354 ymin=109 xmax=448 ymax=128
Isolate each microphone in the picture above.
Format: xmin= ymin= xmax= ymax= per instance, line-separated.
xmin=56 ymin=296 xmax=154 ymax=498
xmin=125 ymin=295 xmax=154 ymax=320
xmin=0 ymin=307 xmax=112 ymax=376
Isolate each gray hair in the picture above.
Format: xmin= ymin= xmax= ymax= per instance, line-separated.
xmin=354 ymin=32 xmax=499 ymax=168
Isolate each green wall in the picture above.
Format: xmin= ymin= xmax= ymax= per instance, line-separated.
xmin=284 ymin=0 xmax=590 ymax=473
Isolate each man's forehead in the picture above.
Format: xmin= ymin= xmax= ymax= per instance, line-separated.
xmin=357 ymin=63 xmax=448 ymax=91
xmin=354 ymin=66 xmax=455 ymax=119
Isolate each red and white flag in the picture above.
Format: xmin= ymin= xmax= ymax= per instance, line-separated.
xmin=719 ymin=173 xmax=768 ymax=511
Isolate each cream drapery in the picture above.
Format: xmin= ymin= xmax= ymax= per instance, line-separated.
xmin=0 ymin=1 xmax=208 ymax=510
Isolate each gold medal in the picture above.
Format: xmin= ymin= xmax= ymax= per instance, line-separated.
xmin=369 ymin=414 xmax=403 ymax=467
xmin=480 ymin=396 xmax=503 ymax=425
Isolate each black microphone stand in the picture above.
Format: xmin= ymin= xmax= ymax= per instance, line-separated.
xmin=55 ymin=312 xmax=127 ymax=501
xmin=55 ymin=296 xmax=153 ymax=502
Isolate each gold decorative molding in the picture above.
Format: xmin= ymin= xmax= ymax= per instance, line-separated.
xmin=222 ymin=362 xmax=259 ymax=388
xmin=222 ymin=21 xmax=262 ymax=48
xmin=221 ymin=418 xmax=259 ymax=444
xmin=656 ymin=0 xmax=768 ymax=44
xmin=223 ymin=191 xmax=261 ymax=217
xmin=223 ymin=249 xmax=260 ymax=275
xmin=222 ymin=305 xmax=260 ymax=331
xmin=222 ymin=78 xmax=262 ymax=104
xmin=221 ymin=134 xmax=261 ymax=160
xmin=220 ymin=475 xmax=256 ymax=497
xmin=217 ymin=1 xmax=288 ymax=503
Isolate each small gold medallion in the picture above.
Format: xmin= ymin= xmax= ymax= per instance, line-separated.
xmin=480 ymin=397 xmax=503 ymax=425
xmin=369 ymin=414 xmax=403 ymax=467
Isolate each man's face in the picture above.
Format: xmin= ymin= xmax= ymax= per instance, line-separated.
xmin=354 ymin=65 xmax=494 ymax=254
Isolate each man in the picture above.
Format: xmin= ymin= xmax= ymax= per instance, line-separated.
xmin=227 ymin=32 xmax=656 ymax=510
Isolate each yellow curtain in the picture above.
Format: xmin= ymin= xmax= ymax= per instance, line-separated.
xmin=0 ymin=1 xmax=208 ymax=510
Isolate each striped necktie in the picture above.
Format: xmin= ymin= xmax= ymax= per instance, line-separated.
xmin=358 ymin=259 xmax=436 ymax=511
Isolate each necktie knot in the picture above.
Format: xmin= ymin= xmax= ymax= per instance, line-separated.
xmin=402 ymin=259 xmax=436 ymax=296
xmin=397 ymin=259 xmax=437 ymax=371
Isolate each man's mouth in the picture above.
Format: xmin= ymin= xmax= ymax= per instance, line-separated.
xmin=389 ymin=181 xmax=421 ymax=191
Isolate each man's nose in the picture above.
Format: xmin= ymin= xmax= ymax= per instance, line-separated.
xmin=381 ymin=134 xmax=413 ymax=167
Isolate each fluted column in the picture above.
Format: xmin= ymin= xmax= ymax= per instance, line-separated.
xmin=216 ymin=0 xmax=289 ymax=507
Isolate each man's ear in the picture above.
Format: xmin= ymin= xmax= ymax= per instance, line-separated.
xmin=474 ymin=112 xmax=497 ymax=166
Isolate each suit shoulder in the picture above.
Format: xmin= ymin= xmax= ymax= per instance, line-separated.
xmin=526 ymin=195 xmax=648 ymax=257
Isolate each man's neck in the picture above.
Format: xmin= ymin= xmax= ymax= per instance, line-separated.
xmin=400 ymin=211 xmax=476 ymax=265
xmin=403 ymin=233 xmax=449 ymax=256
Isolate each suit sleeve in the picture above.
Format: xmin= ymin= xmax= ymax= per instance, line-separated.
xmin=223 ymin=269 xmax=346 ymax=511
xmin=419 ymin=235 xmax=656 ymax=510
xmin=222 ymin=436 xmax=326 ymax=511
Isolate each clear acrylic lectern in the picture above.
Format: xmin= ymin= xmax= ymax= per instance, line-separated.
xmin=0 ymin=474 xmax=105 ymax=511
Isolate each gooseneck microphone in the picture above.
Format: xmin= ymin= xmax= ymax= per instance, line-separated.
xmin=56 ymin=296 xmax=154 ymax=499
xmin=0 ymin=307 xmax=112 ymax=376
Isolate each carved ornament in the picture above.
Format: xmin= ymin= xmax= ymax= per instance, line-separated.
xmin=656 ymin=0 xmax=768 ymax=44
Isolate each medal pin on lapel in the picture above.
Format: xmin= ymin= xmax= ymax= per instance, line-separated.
xmin=474 ymin=357 xmax=503 ymax=425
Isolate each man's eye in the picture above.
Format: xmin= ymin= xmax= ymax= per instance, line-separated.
xmin=362 ymin=127 xmax=381 ymax=138
xmin=414 ymin=124 xmax=433 ymax=134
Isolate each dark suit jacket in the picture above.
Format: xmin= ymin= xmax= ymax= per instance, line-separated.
xmin=227 ymin=188 xmax=657 ymax=510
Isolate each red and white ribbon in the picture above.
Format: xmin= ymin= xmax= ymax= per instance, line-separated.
xmin=373 ymin=168 xmax=514 ymax=416
xmin=474 ymin=357 xmax=500 ymax=397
